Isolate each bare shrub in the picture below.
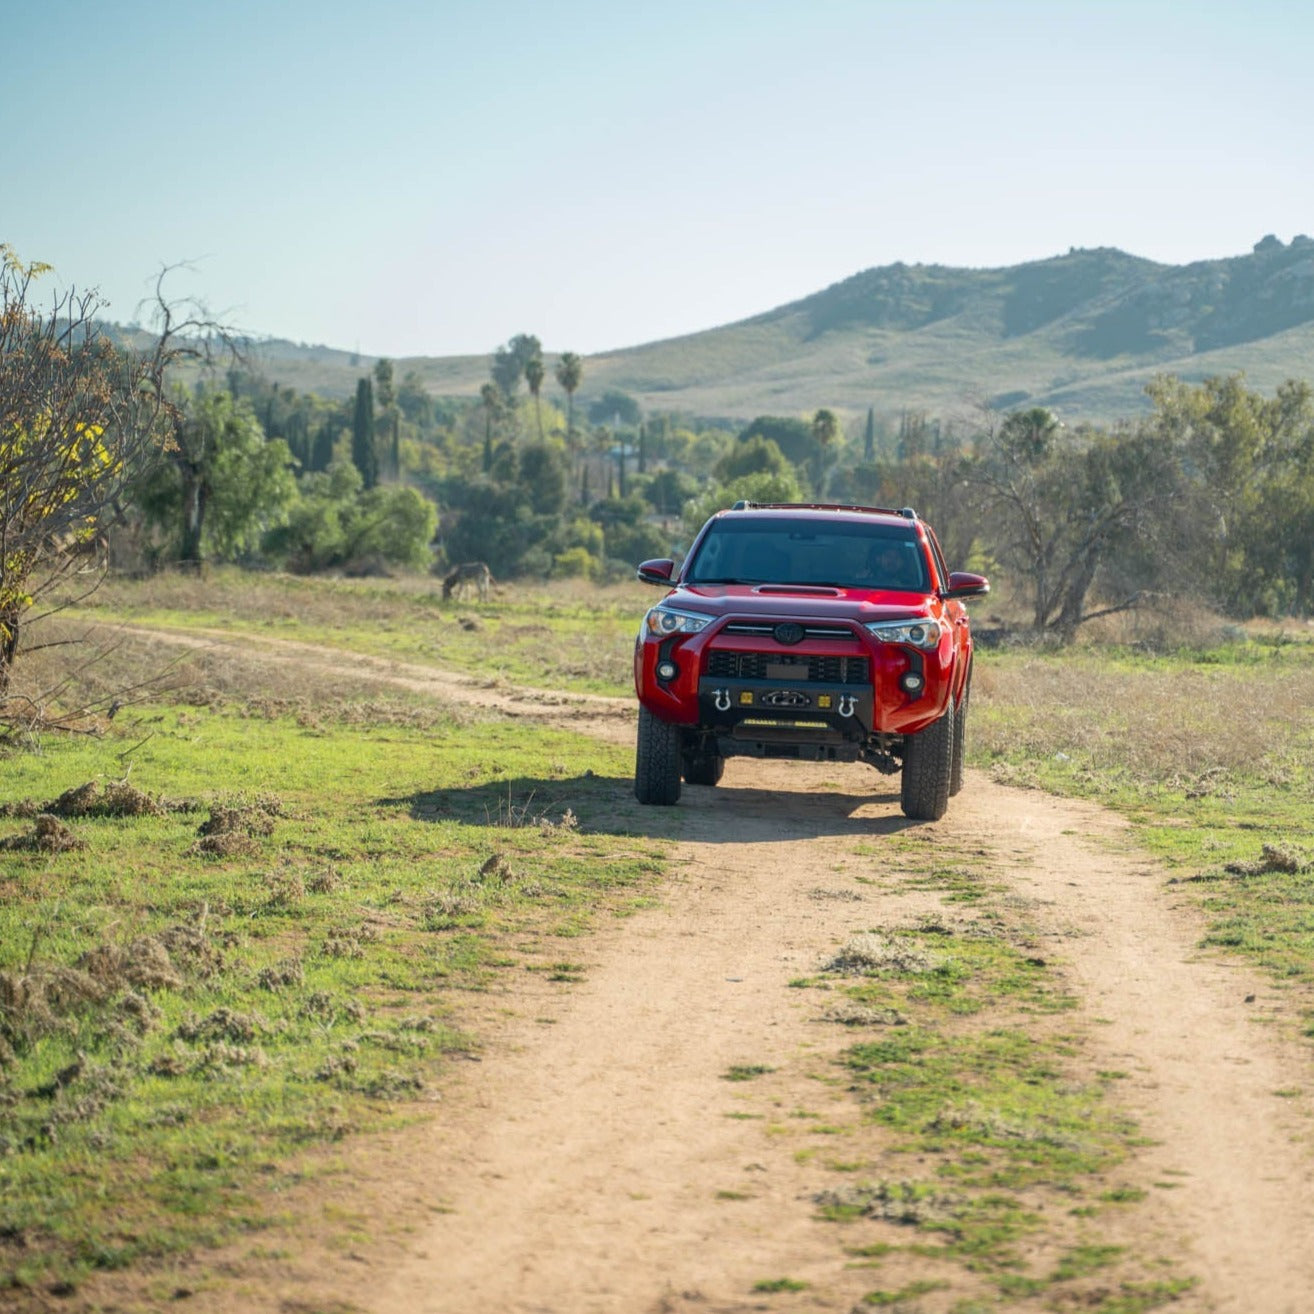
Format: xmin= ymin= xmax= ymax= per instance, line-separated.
xmin=307 ymin=868 xmax=341 ymax=894
xmin=262 ymin=869 xmax=305 ymax=908
xmin=0 ymin=964 xmax=107 ymax=1060
xmin=255 ymin=958 xmax=304 ymax=991
xmin=1225 ymin=843 xmax=1309 ymax=876
xmin=821 ymin=933 xmax=943 ymax=977
xmin=0 ymin=814 xmax=86 ymax=852
xmin=77 ymin=937 xmax=182 ymax=991
xmin=814 ymin=1181 xmax=961 ymax=1227
xmin=175 ymin=1007 xmax=263 ymax=1044
xmin=190 ymin=795 xmax=284 ymax=857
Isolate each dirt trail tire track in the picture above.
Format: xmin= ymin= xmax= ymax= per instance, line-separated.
xmin=107 ymin=625 xmax=1314 ymax=1313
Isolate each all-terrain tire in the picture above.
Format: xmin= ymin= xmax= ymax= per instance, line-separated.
xmin=949 ymin=683 xmax=969 ymax=798
xmin=900 ymin=708 xmax=955 ymax=821
xmin=635 ymin=706 xmax=682 ymax=805
xmin=682 ymin=751 xmax=725 ymax=787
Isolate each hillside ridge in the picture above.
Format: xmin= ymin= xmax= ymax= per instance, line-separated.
xmin=149 ymin=238 xmax=1314 ymax=425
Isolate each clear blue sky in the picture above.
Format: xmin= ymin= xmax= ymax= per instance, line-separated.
xmin=5 ymin=0 xmax=1312 ymax=358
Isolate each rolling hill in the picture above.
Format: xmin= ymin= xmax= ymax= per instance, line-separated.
xmin=222 ymin=236 xmax=1314 ymax=426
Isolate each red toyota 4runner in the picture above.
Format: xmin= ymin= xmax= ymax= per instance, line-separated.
xmin=633 ymin=503 xmax=989 ymax=821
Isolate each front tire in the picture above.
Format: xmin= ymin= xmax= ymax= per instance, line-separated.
xmin=900 ymin=709 xmax=955 ymax=821
xmin=635 ymin=706 xmax=682 ymax=805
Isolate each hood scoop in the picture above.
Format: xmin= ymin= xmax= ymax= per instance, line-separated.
xmin=753 ymin=583 xmax=842 ymax=596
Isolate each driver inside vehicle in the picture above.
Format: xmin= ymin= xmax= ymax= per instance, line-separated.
xmin=865 ymin=541 xmax=922 ymax=590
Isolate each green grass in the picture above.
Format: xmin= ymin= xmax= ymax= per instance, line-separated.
xmin=0 ymin=692 xmax=661 ymax=1295
xmin=79 ymin=569 xmax=646 ymax=697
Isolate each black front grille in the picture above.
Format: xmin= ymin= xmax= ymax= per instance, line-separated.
xmin=706 ymin=651 xmax=870 ymax=684
xmin=722 ymin=622 xmax=856 ymax=641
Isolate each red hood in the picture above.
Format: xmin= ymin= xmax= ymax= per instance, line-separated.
xmin=666 ymin=582 xmax=935 ymax=623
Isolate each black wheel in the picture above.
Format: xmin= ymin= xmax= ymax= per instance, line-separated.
xmin=900 ymin=708 xmax=955 ymax=821
xmin=635 ymin=706 xmax=682 ymax=805
xmin=949 ymin=683 xmax=969 ymax=797
xmin=683 ymin=750 xmax=725 ymax=787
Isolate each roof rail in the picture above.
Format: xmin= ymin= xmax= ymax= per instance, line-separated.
xmin=725 ymin=501 xmax=918 ymax=519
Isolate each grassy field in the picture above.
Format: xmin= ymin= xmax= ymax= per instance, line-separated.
xmin=0 ymin=594 xmax=663 ymax=1295
xmin=3 ymin=570 xmax=1312 ymax=1304
xmin=74 ymin=568 xmax=647 ymax=697
xmin=972 ymin=639 xmax=1314 ymax=1030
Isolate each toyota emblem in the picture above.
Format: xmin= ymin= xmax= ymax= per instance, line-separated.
xmin=773 ymin=622 xmax=804 ymax=645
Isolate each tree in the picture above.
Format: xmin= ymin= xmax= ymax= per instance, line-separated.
xmin=351 ymin=377 xmax=377 ymax=489
xmin=715 ymin=434 xmax=790 ymax=482
xmin=864 ymin=407 xmax=876 ymax=461
xmin=525 ymin=351 xmax=546 ymax=441
xmin=586 ymin=389 xmax=642 ymax=428
xmin=479 ymin=382 xmax=502 ymax=474
xmin=135 ymin=388 xmax=296 ymax=567
xmin=555 ymin=351 xmax=583 ymax=441
xmin=683 ymin=469 xmax=805 ymax=537
xmin=0 ymin=246 xmax=203 ymax=691
xmin=372 ymin=357 xmax=395 ymax=410
xmin=518 ymin=441 xmax=567 ymax=516
xmin=491 ymin=333 xmax=541 ymax=402
xmin=263 ymin=462 xmax=437 ymax=574
xmin=966 ymin=407 xmax=1181 ymax=637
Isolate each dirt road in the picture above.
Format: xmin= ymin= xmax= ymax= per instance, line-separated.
xmin=106 ymin=628 xmax=1314 ymax=1313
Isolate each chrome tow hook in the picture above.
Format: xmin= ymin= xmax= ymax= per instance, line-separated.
xmin=713 ymin=688 xmax=732 ymax=712
xmin=838 ymin=694 xmax=857 ymax=718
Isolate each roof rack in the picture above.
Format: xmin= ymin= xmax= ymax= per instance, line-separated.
xmin=729 ymin=501 xmax=919 ymax=520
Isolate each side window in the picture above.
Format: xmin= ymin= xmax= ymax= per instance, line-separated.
xmin=924 ymin=528 xmax=951 ymax=591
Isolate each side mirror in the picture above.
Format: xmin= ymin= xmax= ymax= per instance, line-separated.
xmin=637 ymin=558 xmax=676 ymax=586
xmin=943 ymin=571 xmax=990 ymax=600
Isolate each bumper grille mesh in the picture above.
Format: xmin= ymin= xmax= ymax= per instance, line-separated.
xmin=706 ymin=651 xmax=870 ymax=684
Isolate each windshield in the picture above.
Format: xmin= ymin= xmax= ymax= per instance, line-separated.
xmin=685 ymin=519 xmax=930 ymax=591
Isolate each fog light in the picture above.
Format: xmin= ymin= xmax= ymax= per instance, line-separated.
xmin=738 ymin=690 xmax=754 ymax=705
xmin=657 ymin=660 xmax=678 ymax=681
xmin=900 ymin=672 xmax=925 ymax=694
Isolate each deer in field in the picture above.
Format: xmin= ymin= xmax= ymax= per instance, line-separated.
xmin=442 ymin=561 xmax=493 ymax=602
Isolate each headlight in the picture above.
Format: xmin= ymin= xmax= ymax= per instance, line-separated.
xmin=644 ymin=605 xmax=712 ymax=636
xmin=864 ymin=618 xmax=943 ymax=650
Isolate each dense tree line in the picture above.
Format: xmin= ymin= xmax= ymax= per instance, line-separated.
xmin=116 ymin=355 xmax=1314 ymax=634
xmin=7 ymin=239 xmax=1314 ymax=672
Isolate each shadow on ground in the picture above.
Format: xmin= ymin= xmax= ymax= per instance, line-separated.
xmin=380 ymin=770 xmax=923 ymax=842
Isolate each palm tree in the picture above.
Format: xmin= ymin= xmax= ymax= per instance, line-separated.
xmin=810 ymin=408 xmax=840 ymax=495
xmin=525 ymin=353 xmax=546 ymax=441
xmin=555 ymin=352 xmax=583 ymax=443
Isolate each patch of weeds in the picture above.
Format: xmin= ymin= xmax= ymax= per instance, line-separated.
xmin=863 ymin=1279 xmax=949 ymax=1306
xmin=722 ymin=1064 xmax=775 ymax=1082
xmin=752 ymin=1276 xmax=809 ymax=1293
xmin=1052 ymin=1243 xmax=1124 ymax=1280
xmin=190 ymin=795 xmax=285 ymax=857
xmin=823 ymin=1003 xmax=908 ymax=1027
xmin=1088 ymin=1278 xmax=1199 ymax=1312
xmin=546 ymin=963 xmax=585 ymax=983
xmin=823 ymin=933 xmax=943 ymax=977
xmin=0 ymin=814 xmax=86 ymax=853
